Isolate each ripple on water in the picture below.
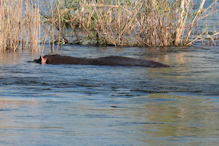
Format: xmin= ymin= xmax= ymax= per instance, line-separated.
xmin=0 ymin=46 xmax=219 ymax=145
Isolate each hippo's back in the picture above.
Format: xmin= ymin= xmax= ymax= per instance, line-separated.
xmin=92 ymin=56 xmax=169 ymax=67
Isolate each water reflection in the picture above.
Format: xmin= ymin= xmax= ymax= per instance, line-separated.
xmin=0 ymin=52 xmax=21 ymax=65
xmin=125 ymin=94 xmax=219 ymax=145
xmin=143 ymin=47 xmax=188 ymax=65
xmin=0 ymin=46 xmax=219 ymax=145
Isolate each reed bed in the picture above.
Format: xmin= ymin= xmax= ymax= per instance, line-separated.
xmin=42 ymin=0 xmax=218 ymax=47
xmin=0 ymin=0 xmax=217 ymax=51
xmin=0 ymin=0 xmax=41 ymax=52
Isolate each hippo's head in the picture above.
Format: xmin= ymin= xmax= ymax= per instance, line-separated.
xmin=33 ymin=56 xmax=42 ymax=64
xmin=34 ymin=54 xmax=61 ymax=64
xmin=33 ymin=56 xmax=48 ymax=64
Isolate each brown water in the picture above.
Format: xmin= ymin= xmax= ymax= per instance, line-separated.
xmin=0 ymin=45 xmax=219 ymax=146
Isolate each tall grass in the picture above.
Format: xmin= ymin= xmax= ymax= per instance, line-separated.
xmin=43 ymin=0 xmax=218 ymax=47
xmin=0 ymin=0 xmax=217 ymax=51
xmin=0 ymin=0 xmax=41 ymax=52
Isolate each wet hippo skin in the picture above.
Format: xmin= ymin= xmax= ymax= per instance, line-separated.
xmin=34 ymin=54 xmax=169 ymax=67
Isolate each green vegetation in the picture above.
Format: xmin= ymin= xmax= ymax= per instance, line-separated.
xmin=0 ymin=0 xmax=218 ymax=52
xmin=42 ymin=0 xmax=218 ymax=47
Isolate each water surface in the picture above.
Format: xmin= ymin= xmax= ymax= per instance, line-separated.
xmin=0 ymin=45 xmax=219 ymax=146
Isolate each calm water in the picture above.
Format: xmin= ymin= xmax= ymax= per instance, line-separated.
xmin=0 ymin=45 xmax=219 ymax=146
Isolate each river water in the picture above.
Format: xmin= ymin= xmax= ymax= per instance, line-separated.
xmin=0 ymin=44 xmax=219 ymax=146
xmin=0 ymin=0 xmax=218 ymax=145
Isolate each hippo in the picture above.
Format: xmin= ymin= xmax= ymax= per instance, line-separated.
xmin=33 ymin=54 xmax=169 ymax=67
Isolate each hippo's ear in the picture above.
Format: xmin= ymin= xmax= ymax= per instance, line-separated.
xmin=41 ymin=56 xmax=47 ymax=64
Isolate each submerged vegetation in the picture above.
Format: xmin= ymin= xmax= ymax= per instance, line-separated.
xmin=0 ymin=0 xmax=218 ymax=51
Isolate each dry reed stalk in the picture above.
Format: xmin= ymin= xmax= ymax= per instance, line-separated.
xmin=184 ymin=0 xmax=206 ymax=44
xmin=42 ymin=0 xmax=218 ymax=47
xmin=24 ymin=0 xmax=41 ymax=52
xmin=185 ymin=0 xmax=218 ymax=46
xmin=0 ymin=0 xmax=41 ymax=52
xmin=87 ymin=0 xmax=144 ymax=46
xmin=174 ymin=0 xmax=191 ymax=46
